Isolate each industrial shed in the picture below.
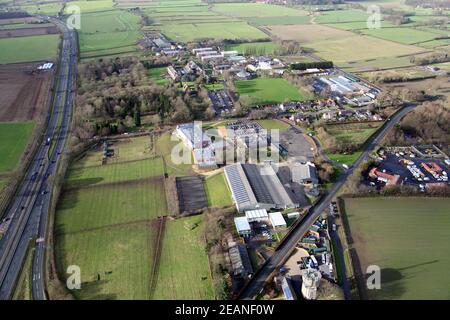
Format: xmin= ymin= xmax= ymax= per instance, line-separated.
xmin=245 ymin=209 xmax=269 ymax=222
xmin=224 ymin=163 xmax=297 ymax=212
xmin=269 ymin=212 xmax=287 ymax=229
xmin=234 ymin=217 xmax=252 ymax=236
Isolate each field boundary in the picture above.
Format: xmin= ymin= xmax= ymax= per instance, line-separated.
xmin=149 ymin=216 xmax=166 ymax=299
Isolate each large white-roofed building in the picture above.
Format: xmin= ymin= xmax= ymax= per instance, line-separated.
xmin=245 ymin=209 xmax=269 ymax=222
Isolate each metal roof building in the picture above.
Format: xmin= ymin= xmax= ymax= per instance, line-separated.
xmin=234 ymin=217 xmax=251 ymax=235
xmin=269 ymin=212 xmax=287 ymax=229
xmin=245 ymin=209 xmax=268 ymax=222
xmin=229 ymin=244 xmax=253 ymax=278
xmin=224 ymin=163 xmax=297 ymax=212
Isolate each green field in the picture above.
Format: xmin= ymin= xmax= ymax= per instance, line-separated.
xmin=156 ymin=133 xmax=193 ymax=177
xmin=78 ymin=10 xmax=141 ymax=56
xmin=65 ymin=0 xmax=114 ymax=13
xmin=315 ymin=9 xmax=371 ymax=24
xmin=72 ymin=136 xmax=153 ymax=169
xmin=325 ymin=122 xmax=381 ymax=146
xmin=326 ymin=151 xmax=362 ymax=165
xmin=57 ymin=224 xmax=155 ymax=299
xmin=247 ymin=15 xmax=311 ymax=26
xmin=212 ymin=3 xmax=307 ymax=18
xmin=158 ymin=21 xmax=266 ymax=42
xmin=57 ymin=179 xmax=166 ymax=233
xmin=257 ymin=119 xmax=290 ymax=132
xmin=236 ymin=77 xmax=312 ymax=105
xmin=0 ymin=34 xmax=59 ymax=64
xmin=225 ymin=41 xmax=280 ymax=55
xmin=361 ymin=27 xmax=439 ymax=45
xmin=344 ymin=197 xmax=450 ymax=300
xmin=0 ymin=122 xmax=34 ymax=173
xmin=56 ymin=137 xmax=168 ymax=299
xmin=66 ymin=157 xmax=165 ymax=189
xmin=152 ymin=215 xmax=215 ymax=299
xmin=149 ymin=66 xmax=169 ymax=85
xmin=204 ymin=173 xmax=233 ymax=208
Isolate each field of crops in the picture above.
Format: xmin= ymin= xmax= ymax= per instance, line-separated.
xmin=0 ymin=122 xmax=34 ymax=173
xmin=152 ymin=215 xmax=215 ymax=299
xmin=361 ymin=27 xmax=439 ymax=45
xmin=0 ymin=34 xmax=59 ymax=64
xmin=344 ymin=197 xmax=450 ymax=299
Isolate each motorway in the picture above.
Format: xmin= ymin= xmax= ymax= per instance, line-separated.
xmin=0 ymin=17 xmax=76 ymax=300
xmin=238 ymin=103 xmax=417 ymax=300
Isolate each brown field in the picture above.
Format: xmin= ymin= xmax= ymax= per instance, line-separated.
xmin=0 ymin=26 xmax=58 ymax=38
xmin=0 ymin=63 xmax=54 ymax=122
xmin=264 ymin=24 xmax=353 ymax=43
xmin=0 ymin=17 xmax=42 ymax=25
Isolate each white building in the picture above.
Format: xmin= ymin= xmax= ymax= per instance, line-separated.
xmin=269 ymin=212 xmax=287 ymax=229
xmin=234 ymin=217 xmax=251 ymax=235
xmin=245 ymin=209 xmax=269 ymax=222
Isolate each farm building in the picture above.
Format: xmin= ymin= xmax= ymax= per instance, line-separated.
xmin=224 ymin=163 xmax=297 ymax=212
xmin=234 ymin=217 xmax=252 ymax=236
xmin=228 ymin=244 xmax=253 ymax=278
xmin=269 ymin=212 xmax=287 ymax=229
xmin=291 ymin=161 xmax=318 ymax=186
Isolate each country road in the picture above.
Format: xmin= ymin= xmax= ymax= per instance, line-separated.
xmin=238 ymin=103 xmax=417 ymax=300
xmin=0 ymin=16 xmax=76 ymax=300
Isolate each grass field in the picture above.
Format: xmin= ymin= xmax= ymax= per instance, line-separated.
xmin=236 ymin=77 xmax=312 ymax=105
xmin=0 ymin=122 xmax=34 ymax=173
xmin=246 ymin=15 xmax=311 ymax=25
xmin=361 ymin=27 xmax=439 ymax=45
xmin=326 ymin=151 xmax=362 ymax=165
xmin=0 ymin=34 xmax=59 ymax=64
xmin=148 ymin=66 xmax=168 ymax=85
xmin=156 ymin=132 xmax=193 ymax=177
xmin=158 ymin=21 xmax=266 ymax=42
xmin=56 ymin=137 xmax=168 ymax=300
xmin=57 ymin=179 xmax=166 ymax=234
xmin=212 ymin=3 xmax=307 ymax=18
xmin=315 ymin=9 xmax=371 ymax=24
xmin=225 ymin=41 xmax=280 ymax=55
xmin=64 ymin=0 xmax=114 ymax=13
xmin=65 ymin=157 xmax=165 ymax=189
xmin=72 ymin=136 xmax=154 ymax=169
xmin=78 ymin=10 xmax=141 ymax=56
xmin=204 ymin=173 xmax=233 ymax=208
xmin=152 ymin=215 xmax=215 ymax=299
xmin=344 ymin=197 xmax=450 ymax=300
xmin=325 ymin=122 xmax=382 ymax=146
xmin=57 ymin=224 xmax=155 ymax=299
xmin=257 ymin=119 xmax=290 ymax=132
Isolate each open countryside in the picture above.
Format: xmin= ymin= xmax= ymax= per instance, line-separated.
xmin=0 ymin=0 xmax=448 ymax=305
